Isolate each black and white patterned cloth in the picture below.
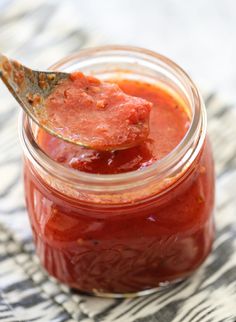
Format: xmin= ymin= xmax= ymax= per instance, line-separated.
xmin=0 ymin=1 xmax=236 ymax=321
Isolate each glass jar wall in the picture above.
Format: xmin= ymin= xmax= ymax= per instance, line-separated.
xmin=20 ymin=46 xmax=215 ymax=297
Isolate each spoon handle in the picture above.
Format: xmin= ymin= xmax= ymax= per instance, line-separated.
xmin=0 ymin=53 xmax=68 ymax=119
xmin=0 ymin=53 xmax=26 ymax=108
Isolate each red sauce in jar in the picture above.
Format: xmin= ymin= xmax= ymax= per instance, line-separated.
xmin=43 ymin=73 xmax=152 ymax=151
xmin=39 ymin=80 xmax=189 ymax=174
xmin=24 ymin=79 xmax=215 ymax=294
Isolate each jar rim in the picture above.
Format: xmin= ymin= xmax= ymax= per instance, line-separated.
xmin=19 ymin=45 xmax=206 ymax=192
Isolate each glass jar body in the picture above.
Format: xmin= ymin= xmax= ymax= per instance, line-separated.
xmin=21 ymin=46 xmax=215 ymax=296
xmin=23 ymin=138 xmax=214 ymax=296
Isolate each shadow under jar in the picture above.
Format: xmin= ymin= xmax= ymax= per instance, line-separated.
xmin=20 ymin=46 xmax=215 ymax=297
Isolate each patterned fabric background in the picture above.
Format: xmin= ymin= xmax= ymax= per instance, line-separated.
xmin=0 ymin=1 xmax=236 ymax=321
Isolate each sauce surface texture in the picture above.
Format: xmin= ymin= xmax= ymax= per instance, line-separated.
xmin=39 ymin=79 xmax=190 ymax=174
xmin=44 ymin=72 xmax=152 ymax=151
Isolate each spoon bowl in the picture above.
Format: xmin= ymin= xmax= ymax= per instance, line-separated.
xmin=0 ymin=53 xmax=151 ymax=151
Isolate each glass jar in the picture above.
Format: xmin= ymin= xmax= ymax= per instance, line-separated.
xmin=19 ymin=46 xmax=215 ymax=297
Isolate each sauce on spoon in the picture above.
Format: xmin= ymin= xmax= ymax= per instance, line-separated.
xmin=44 ymin=71 xmax=152 ymax=151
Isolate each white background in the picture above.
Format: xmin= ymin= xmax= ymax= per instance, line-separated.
xmin=77 ymin=0 xmax=236 ymax=102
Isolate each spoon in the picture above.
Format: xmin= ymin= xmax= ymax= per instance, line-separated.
xmin=0 ymin=52 xmax=69 ymax=130
xmin=0 ymin=53 xmax=151 ymax=151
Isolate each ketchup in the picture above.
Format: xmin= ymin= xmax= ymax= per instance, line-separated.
xmin=24 ymin=79 xmax=215 ymax=294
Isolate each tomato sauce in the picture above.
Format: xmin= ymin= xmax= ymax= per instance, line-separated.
xmin=39 ymin=80 xmax=189 ymax=174
xmin=24 ymin=79 xmax=215 ymax=294
xmin=43 ymin=72 xmax=152 ymax=151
